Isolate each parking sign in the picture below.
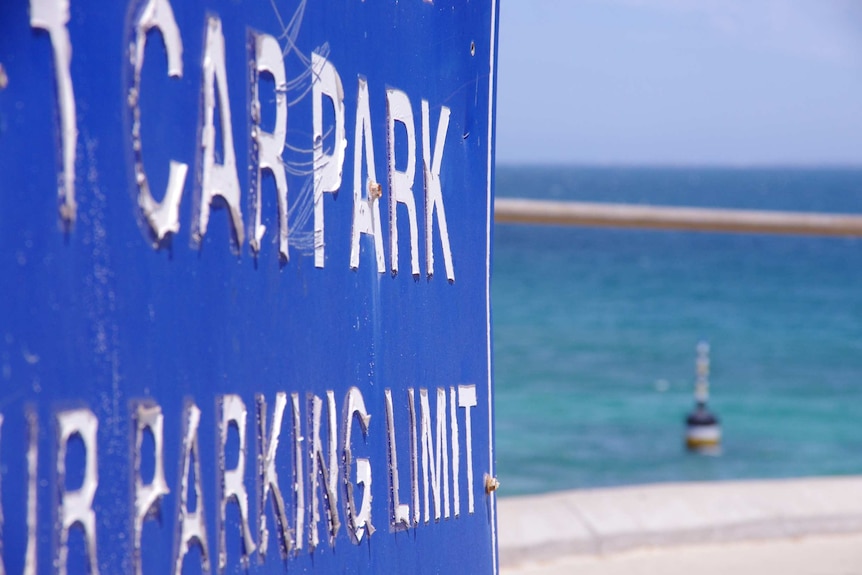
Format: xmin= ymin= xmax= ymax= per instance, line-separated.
xmin=0 ymin=0 xmax=499 ymax=572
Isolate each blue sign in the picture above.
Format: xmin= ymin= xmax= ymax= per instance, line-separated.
xmin=0 ymin=0 xmax=499 ymax=572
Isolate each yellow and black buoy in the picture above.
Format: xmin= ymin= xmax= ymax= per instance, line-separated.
xmin=685 ymin=341 xmax=721 ymax=454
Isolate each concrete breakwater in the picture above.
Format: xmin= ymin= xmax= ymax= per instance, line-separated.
xmin=497 ymin=476 xmax=862 ymax=567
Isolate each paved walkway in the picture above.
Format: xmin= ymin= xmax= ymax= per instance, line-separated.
xmin=498 ymin=476 xmax=862 ymax=573
xmin=502 ymin=532 xmax=862 ymax=575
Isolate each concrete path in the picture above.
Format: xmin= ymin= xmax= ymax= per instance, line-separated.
xmin=502 ymin=532 xmax=862 ymax=575
xmin=497 ymin=476 xmax=862 ymax=569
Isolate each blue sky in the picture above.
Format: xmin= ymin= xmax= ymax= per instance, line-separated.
xmin=495 ymin=0 xmax=862 ymax=165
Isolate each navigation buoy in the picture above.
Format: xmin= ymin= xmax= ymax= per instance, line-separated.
xmin=685 ymin=341 xmax=721 ymax=453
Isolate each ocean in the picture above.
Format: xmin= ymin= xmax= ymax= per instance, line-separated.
xmin=492 ymin=166 xmax=862 ymax=495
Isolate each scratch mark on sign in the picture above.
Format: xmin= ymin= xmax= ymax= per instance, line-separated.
xmin=266 ymin=0 xmax=318 ymax=255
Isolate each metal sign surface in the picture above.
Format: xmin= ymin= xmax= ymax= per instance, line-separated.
xmin=0 ymin=0 xmax=499 ymax=572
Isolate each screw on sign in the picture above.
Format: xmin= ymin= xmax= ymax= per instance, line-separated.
xmin=0 ymin=0 xmax=500 ymax=573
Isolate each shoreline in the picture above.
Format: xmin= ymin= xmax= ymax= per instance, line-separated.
xmin=497 ymin=475 xmax=862 ymax=568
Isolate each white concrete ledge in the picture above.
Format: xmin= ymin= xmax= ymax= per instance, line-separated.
xmin=495 ymin=198 xmax=862 ymax=237
xmin=497 ymin=476 xmax=862 ymax=567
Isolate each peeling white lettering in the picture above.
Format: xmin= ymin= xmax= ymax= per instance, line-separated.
xmin=343 ymin=387 xmax=373 ymax=543
xmin=421 ymin=100 xmax=454 ymax=281
xmin=255 ymin=393 xmax=292 ymax=559
xmin=308 ymin=392 xmax=339 ymax=549
xmin=449 ymin=386 xmax=460 ymax=516
xmin=458 ymin=384 xmax=477 ymax=513
xmin=419 ymin=388 xmax=449 ymax=522
xmin=132 ymin=403 xmax=170 ymax=575
xmin=0 ymin=384 xmax=479 ymax=567
xmin=130 ymin=0 xmax=188 ymax=243
xmin=196 ymin=16 xmax=244 ymax=248
xmin=173 ymin=403 xmax=211 ymax=575
xmin=56 ymin=408 xmax=99 ymax=575
xmin=386 ymin=89 xmax=419 ymax=276
xmin=408 ymin=388 xmax=420 ymax=526
xmin=312 ymin=53 xmax=347 ymax=268
xmin=24 ymin=410 xmax=38 ymax=575
xmin=291 ymin=393 xmax=305 ymax=551
xmin=30 ymin=0 xmax=77 ymax=224
xmin=349 ymin=77 xmax=385 ymax=272
xmin=217 ymin=395 xmax=256 ymax=570
xmin=250 ymin=32 xmax=289 ymax=260
xmin=383 ymin=389 xmax=410 ymax=530
xmin=24 ymin=16 xmax=464 ymax=277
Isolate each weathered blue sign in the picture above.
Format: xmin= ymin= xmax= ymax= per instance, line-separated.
xmin=0 ymin=0 xmax=499 ymax=572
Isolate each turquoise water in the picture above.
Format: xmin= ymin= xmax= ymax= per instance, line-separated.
xmin=493 ymin=167 xmax=862 ymax=495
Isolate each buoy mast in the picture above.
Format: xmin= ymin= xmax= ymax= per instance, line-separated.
xmin=685 ymin=341 xmax=721 ymax=453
